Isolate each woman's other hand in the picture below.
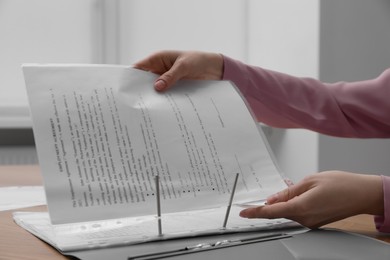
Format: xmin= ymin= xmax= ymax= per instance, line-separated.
xmin=240 ymin=171 xmax=384 ymax=228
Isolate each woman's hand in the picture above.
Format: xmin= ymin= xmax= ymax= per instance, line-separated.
xmin=240 ymin=171 xmax=384 ymax=228
xmin=133 ymin=50 xmax=223 ymax=91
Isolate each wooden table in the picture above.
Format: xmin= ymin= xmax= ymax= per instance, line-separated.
xmin=0 ymin=166 xmax=68 ymax=260
xmin=0 ymin=165 xmax=389 ymax=260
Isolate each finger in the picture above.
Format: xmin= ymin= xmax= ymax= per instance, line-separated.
xmin=239 ymin=202 xmax=336 ymax=229
xmin=133 ymin=56 xmax=154 ymax=71
xmin=133 ymin=51 xmax=171 ymax=73
xmin=266 ymin=181 xmax=310 ymax=205
xmin=134 ymin=50 xmax=182 ymax=72
xmin=240 ymin=201 xmax=296 ymax=219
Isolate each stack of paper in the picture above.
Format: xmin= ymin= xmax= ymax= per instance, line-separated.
xmin=0 ymin=186 xmax=46 ymax=211
xmin=15 ymin=65 xmax=295 ymax=252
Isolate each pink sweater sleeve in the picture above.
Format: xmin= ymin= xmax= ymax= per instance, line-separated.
xmin=222 ymin=55 xmax=390 ymax=232
xmin=222 ymin=55 xmax=390 ymax=138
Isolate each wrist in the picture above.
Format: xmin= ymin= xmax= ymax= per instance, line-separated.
xmin=362 ymin=175 xmax=384 ymax=216
xmin=204 ymin=52 xmax=224 ymax=80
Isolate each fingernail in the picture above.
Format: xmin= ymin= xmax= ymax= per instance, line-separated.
xmin=155 ymin=80 xmax=166 ymax=91
xmin=239 ymin=210 xmax=249 ymax=218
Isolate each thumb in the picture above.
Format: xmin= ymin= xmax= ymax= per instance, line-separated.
xmin=154 ymin=62 xmax=187 ymax=91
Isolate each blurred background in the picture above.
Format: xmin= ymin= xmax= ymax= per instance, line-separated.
xmin=0 ymin=0 xmax=389 ymax=182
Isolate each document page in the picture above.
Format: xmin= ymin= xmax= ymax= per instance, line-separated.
xmin=23 ymin=65 xmax=287 ymax=225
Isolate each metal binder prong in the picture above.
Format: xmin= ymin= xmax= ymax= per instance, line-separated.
xmin=222 ymin=173 xmax=240 ymax=229
xmin=154 ymin=175 xmax=162 ymax=237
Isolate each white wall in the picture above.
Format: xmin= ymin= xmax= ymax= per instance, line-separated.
xmin=118 ymin=0 xmax=248 ymax=63
xmin=0 ymin=0 xmax=100 ymax=127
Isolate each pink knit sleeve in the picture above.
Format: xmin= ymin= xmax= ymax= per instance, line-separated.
xmin=375 ymin=176 xmax=390 ymax=233
xmin=222 ymin=55 xmax=390 ymax=138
